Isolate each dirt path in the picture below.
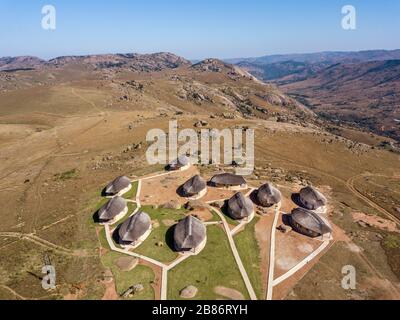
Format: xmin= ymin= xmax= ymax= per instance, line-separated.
xmin=346 ymin=174 xmax=400 ymax=225
xmin=0 ymin=285 xmax=26 ymax=300
xmin=0 ymin=232 xmax=94 ymax=257
xmin=71 ymin=88 xmax=105 ymax=115
xmin=101 ymin=279 xmax=119 ymax=300
xmin=140 ymin=260 xmax=162 ymax=300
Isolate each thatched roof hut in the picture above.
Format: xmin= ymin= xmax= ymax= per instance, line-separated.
xmin=98 ymin=196 xmax=127 ymax=223
xmin=181 ymin=175 xmax=207 ymax=198
xmin=227 ymin=192 xmax=254 ymax=220
xmin=299 ymin=186 xmax=327 ymax=210
xmin=174 ymin=215 xmax=206 ymax=253
xmin=290 ymin=207 xmax=332 ymax=239
xmin=105 ymin=176 xmax=131 ymax=196
xmin=210 ymin=173 xmax=247 ymax=188
xmin=169 ymin=155 xmax=190 ymax=171
xmin=118 ymin=211 xmax=151 ymax=245
xmin=257 ymin=183 xmax=282 ymax=207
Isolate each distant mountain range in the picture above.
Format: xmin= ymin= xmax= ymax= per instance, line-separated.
xmin=0 ymin=52 xmax=191 ymax=72
xmin=225 ymin=50 xmax=400 ymax=83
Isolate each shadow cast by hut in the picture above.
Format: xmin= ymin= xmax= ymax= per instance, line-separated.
xmin=101 ymin=187 xmax=109 ymax=197
xmin=281 ymin=213 xmax=292 ymax=227
xmin=291 ymin=193 xmax=303 ymax=207
xmin=92 ymin=211 xmax=101 ymax=223
xmin=165 ymin=224 xmax=177 ymax=252
xmin=111 ymin=225 xmax=122 ymax=245
xmin=176 ymin=185 xmax=186 ymax=198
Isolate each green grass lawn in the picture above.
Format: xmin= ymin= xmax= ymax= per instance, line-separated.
xmin=234 ymin=216 xmax=264 ymax=299
xmin=101 ymin=251 xmax=155 ymax=300
xmin=133 ymin=205 xmax=188 ymax=263
xmin=122 ymin=180 xmax=139 ymax=200
xmin=126 ymin=202 xmax=137 ymax=215
xmin=167 ymin=225 xmax=249 ymax=300
xmin=213 ymin=208 xmax=240 ymax=226
xmin=208 ymin=209 xmax=222 ymax=222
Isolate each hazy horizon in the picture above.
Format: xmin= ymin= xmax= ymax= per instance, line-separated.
xmin=1 ymin=47 xmax=400 ymax=62
xmin=1 ymin=0 xmax=400 ymax=60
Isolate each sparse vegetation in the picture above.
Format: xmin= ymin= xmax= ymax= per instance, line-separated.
xmin=54 ymin=169 xmax=79 ymax=181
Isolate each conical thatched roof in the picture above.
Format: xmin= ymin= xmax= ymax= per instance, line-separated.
xmin=105 ymin=176 xmax=131 ymax=195
xmin=169 ymin=155 xmax=190 ymax=170
xmin=98 ymin=196 xmax=127 ymax=221
xmin=227 ymin=192 xmax=254 ymax=220
xmin=291 ymin=207 xmax=332 ymax=236
xmin=118 ymin=211 xmax=151 ymax=243
xmin=210 ymin=173 xmax=246 ymax=187
xmin=174 ymin=215 xmax=206 ymax=251
xmin=257 ymin=183 xmax=282 ymax=207
xmin=182 ymin=175 xmax=206 ymax=197
xmin=299 ymin=186 xmax=327 ymax=210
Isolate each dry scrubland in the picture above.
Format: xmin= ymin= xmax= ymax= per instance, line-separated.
xmin=0 ymin=57 xmax=399 ymax=300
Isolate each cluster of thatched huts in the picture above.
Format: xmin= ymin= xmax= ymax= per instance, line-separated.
xmin=178 ymin=168 xmax=332 ymax=240
xmin=290 ymin=186 xmax=332 ymax=241
xmin=96 ymin=156 xmax=332 ymax=259
xmin=180 ymin=172 xmax=249 ymax=200
xmin=97 ymin=172 xmax=207 ymax=254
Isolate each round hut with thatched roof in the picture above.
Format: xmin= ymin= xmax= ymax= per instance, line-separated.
xmin=290 ymin=207 xmax=332 ymax=241
xmin=227 ymin=192 xmax=255 ymax=223
xmin=257 ymin=183 xmax=282 ymax=207
xmin=118 ymin=211 xmax=152 ymax=249
xmin=174 ymin=215 xmax=207 ymax=255
xmin=98 ymin=196 xmax=128 ymax=225
xmin=105 ymin=176 xmax=132 ymax=197
xmin=181 ymin=175 xmax=207 ymax=200
xmin=168 ymin=155 xmax=191 ymax=171
xmin=299 ymin=186 xmax=327 ymax=212
xmin=209 ymin=173 xmax=247 ymax=190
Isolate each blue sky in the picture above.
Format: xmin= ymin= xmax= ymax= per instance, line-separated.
xmin=0 ymin=0 xmax=399 ymax=60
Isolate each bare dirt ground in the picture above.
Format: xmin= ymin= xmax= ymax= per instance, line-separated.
xmin=201 ymin=187 xmax=251 ymax=203
xmin=274 ymin=216 xmax=321 ymax=278
xmin=189 ymin=208 xmax=214 ymax=222
xmin=101 ymin=278 xmax=119 ymax=300
xmin=273 ymin=240 xmax=334 ymax=300
xmin=352 ymin=211 xmax=400 ymax=233
xmin=139 ymin=259 xmax=162 ymax=300
xmin=140 ymin=166 xmax=199 ymax=206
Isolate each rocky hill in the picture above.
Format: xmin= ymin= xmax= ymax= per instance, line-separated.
xmin=0 ymin=52 xmax=191 ymax=72
xmin=0 ymin=56 xmax=45 ymax=71
xmin=281 ymin=60 xmax=400 ymax=141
